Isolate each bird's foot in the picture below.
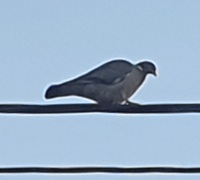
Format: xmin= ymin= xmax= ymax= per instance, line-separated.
xmin=125 ymin=100 xmax=141 ymax=107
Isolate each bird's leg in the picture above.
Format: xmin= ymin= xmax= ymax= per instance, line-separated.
xmin=125 ymin=100 xmax=141 ymax=107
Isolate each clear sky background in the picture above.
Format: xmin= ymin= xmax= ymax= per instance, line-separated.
xmin=0 ymin=0 xmax=200 ymax=179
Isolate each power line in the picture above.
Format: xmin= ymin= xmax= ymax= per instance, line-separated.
xmin=0 ymin=103 xmax=200 ymax=114
xmin=0 ymin=166 xmax=200 ymax=174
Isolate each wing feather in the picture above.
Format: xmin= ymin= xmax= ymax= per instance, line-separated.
xmin=73 ymin=60 xmax=134 ymax=85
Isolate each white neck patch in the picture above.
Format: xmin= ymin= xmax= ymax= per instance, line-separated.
xmin=136 ymin=65 xmax=144 ymax=71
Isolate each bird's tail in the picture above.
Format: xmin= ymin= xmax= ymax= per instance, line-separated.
xmin=45 ymin=83 xmax=75 ymax=99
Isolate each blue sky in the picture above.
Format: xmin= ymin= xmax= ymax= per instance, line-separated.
xmin=1 ymin=0 xmax=200 ymax=179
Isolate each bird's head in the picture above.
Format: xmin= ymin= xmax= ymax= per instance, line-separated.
xmin=136 ymin=61 xmax=157 ymax=76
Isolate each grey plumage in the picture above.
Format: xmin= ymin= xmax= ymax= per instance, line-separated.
xmin=45 ymin=59 xmax=157 ymax=105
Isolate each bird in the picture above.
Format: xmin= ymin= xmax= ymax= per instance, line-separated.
xmin=45 ymin=59 xmax=157 ymax=105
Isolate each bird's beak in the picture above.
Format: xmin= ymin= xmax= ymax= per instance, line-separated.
xmin=153 ymin=71 xmax=157 ymax=76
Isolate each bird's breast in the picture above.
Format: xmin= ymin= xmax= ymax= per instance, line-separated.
xmin=120 ymin=69 xmax=145 ymax=99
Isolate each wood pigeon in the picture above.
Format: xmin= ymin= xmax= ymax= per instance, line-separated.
xmin=45 ymin=59 xmax=157 ymax=105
